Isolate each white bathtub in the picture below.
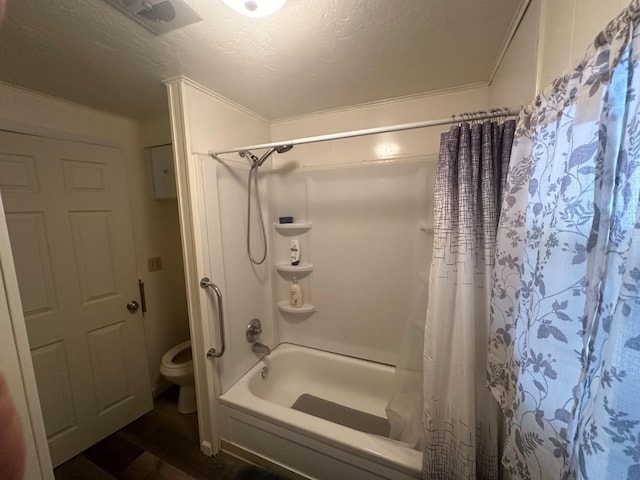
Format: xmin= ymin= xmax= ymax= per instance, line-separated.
xmin=218 ymin=343 xmax=422 ymax=480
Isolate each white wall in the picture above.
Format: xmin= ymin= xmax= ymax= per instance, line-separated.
xmin=269 ymin=159 xmax=433 ymax=365
xmin=271 ymin=86 xmax=489 ymax=168
xmin=170 ymin=80 xmax=488 ymax=384
xmin=489 ymin=0 xmax=541 ymax=108
xmin=0 ymin=83 xmax=189 ymax=395
xmin=166 ymin=78 xmax=272 ymax=397
xmin=264 ymin=86 xmax=486 ymax=363
xmin=489 ymin=0 xmax=627 ymax=107
xmin=184 ymin=82 xmax=272 ymax=395
xmin=139 ymin=117 xmax=190 ymax=395
xmin=199 ymin=158 xmax=276 ymax=392
xmin=537 ymin=0 xmax=627 ymax=90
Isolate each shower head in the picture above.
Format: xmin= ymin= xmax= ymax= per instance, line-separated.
xmin=256 ymin=144 xmax=294 ymax=167
xmin=275 ymin=144 xmax=293 ymax=154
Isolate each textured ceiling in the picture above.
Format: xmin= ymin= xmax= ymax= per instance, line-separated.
xmin=0 ymin=0 xmax=525 ymax=121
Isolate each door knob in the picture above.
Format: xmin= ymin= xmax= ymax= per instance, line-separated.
xmin=126 ymin=300 xmax=140 ymax=313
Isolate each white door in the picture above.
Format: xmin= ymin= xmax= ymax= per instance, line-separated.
xmin=0 ymin=131 xmax=152 ymax=467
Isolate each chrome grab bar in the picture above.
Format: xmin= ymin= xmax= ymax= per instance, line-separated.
xmin=200 ymin=277 xmax=226 ymax=358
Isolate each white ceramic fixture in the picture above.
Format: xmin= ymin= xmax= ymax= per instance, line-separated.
xmin=160 ymin=340 xmax=196 ymax=414
xmin=219 ymin=343 xmax=422 ymax=479
xmin=221 ymin=0 xmax=287 ymax=18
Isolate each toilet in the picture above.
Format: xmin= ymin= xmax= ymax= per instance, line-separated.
xmin=160 ymin=340 xmax=196 ymax=414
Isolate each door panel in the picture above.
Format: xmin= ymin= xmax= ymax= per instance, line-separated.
xmin=0 ymin=131 xmax=152 ymax=466
xmin=62 ymin=159 xmax=107 ymax=193
xmin=70 ymin=210 xmax=119 ymax=302
xmin=6 ymin=212 xmax=57 ymax=316
xmin=87 ymin=322 xmax=132 ymax=413
xmin=0 ymin=152 xmax=39 ymax=192
xmin=30 ymin=342 xmax=76 ymax=439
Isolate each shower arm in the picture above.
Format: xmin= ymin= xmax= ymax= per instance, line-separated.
xmin=200 ymin=277 xmax=226 ymax=358
xmin=239 ymin=145 xmax=293 ymax=168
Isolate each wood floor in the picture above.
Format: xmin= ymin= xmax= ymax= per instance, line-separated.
xmin=54 ymin=386 xmax=286 ymax=480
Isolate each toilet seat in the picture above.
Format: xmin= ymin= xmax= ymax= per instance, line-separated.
xmin=161 ymin=340 xmax=193 ymax=370
xmin=159 ymin=339 xmax=196 ymax=414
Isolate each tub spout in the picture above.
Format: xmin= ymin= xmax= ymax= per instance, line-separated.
xmin=252 ymin=342 xmax=271 ymax=356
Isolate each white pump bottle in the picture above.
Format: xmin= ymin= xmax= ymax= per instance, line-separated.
xmin=289 ymin=276 xmax=303 ymax=308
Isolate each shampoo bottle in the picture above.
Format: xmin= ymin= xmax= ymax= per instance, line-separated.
xmin=290 ymin=239 xmax=300 ymax=266
xmin=289 ymin=276 xmax=303 ymax=308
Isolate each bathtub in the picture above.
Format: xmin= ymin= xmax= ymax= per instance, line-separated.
xmin=218 ymin=343 xmax=422 ymax=480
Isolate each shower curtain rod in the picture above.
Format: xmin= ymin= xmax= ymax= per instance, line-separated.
xmin=209 ymin=106 xmax=522 ymax=157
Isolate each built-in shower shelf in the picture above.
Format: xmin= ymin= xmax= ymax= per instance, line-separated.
xmin=274 ymin=221 xmax=312 ymax=233
xmin=277 ymin=301 xmax=315 ymax=314
xmin=276 ymin=262 xmax=314 ymax=273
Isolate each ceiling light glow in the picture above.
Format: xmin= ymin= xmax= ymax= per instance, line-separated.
xmin=375 ymin=142 xmax=400 ymax=158
xmin=222 ymin=0 xmax=287 ymax=18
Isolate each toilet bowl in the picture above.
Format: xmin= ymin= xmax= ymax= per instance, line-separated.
xmin=160 ymin=340 xmax=196 ymax=414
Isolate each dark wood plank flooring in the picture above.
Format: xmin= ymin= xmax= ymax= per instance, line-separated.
xmin=54 ymin=386 xmax=286 ymax=480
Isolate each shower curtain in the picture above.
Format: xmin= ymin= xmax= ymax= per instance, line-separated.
xmin=422 ymin=119 xmax=515 ymax=478
xmin=386 ymin=271 xmax=429 ymax=448
xmin=488 ymin=1 xmax=640 ymax=479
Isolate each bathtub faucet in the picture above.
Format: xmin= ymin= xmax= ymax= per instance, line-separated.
xmin=252 ymin=342 xmax=271 ymax=356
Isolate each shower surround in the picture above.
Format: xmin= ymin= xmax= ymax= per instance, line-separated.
xmin=165 ymin=75 xmax=487 ymax=472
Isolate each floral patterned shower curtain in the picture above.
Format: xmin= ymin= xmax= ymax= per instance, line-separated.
xmin=488 ymin=1 xmax=640 ymax=479
xmin=423 ymin=119 xmax=515 ymax=479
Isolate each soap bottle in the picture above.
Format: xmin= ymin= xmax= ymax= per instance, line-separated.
xmin=290 ymin=239 xmax=300 ymax=266
xmin=289 ymin=276 xmax=303 ymax=308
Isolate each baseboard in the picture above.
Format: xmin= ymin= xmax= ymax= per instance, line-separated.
xmin=152 ymin=378 xmax=173 ymax=398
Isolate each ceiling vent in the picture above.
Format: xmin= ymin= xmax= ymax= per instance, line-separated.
xmin=102 ymin=0 xmax=202 ymax=35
